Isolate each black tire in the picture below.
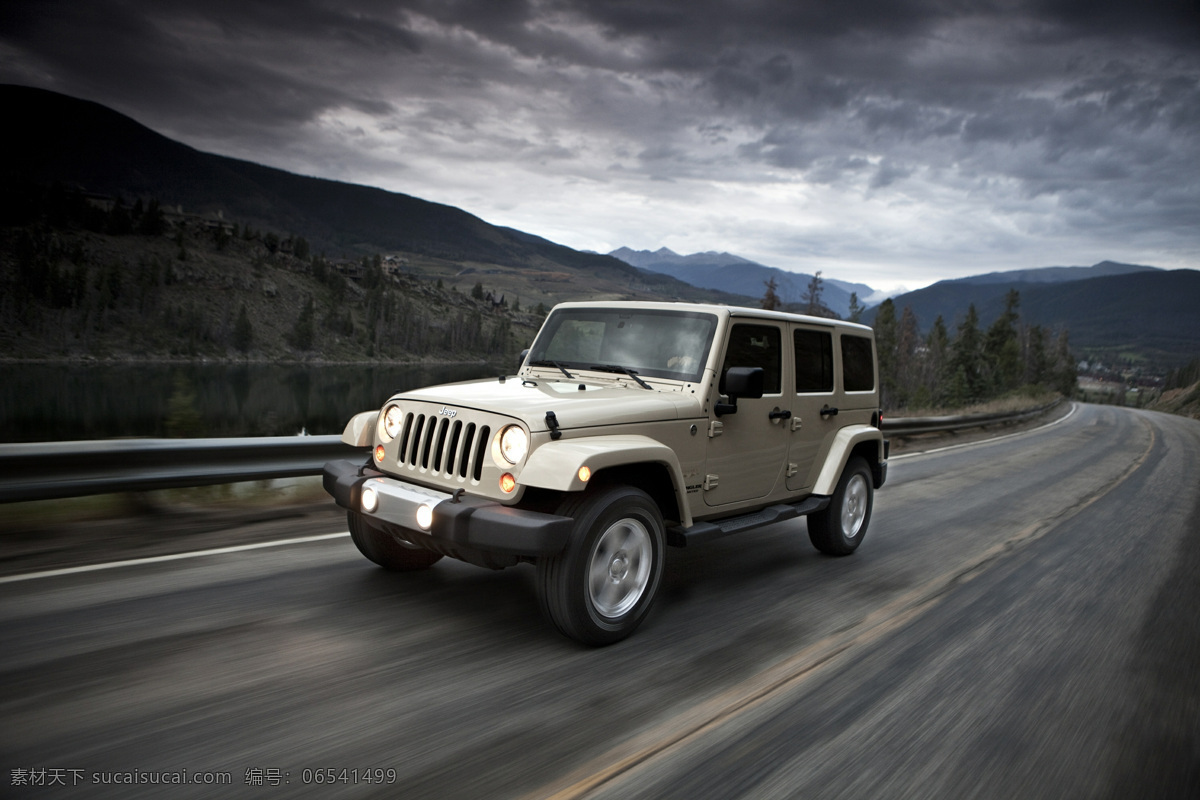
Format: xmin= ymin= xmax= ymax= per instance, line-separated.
xmin=347 ymin=511 xmax=443 ymax=571
xmin=536 ymin=485 xmax=665 ymax=646
xmin=808 ymin=457 xmax=873 ymax=556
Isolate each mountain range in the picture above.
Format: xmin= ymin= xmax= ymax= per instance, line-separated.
xmin=2 ymin=84 xmax=747 ymax=310
xmin=2 ymin=84 xmax=1196 ymax=369
xmin=609 ymin=247 xmax=877 ymax=317
xmin=863 ymin=264 xmax=1200 ymax=367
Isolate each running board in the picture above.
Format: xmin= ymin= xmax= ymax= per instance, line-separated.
xmin=667 ymin=496 xmax=831 ymax=547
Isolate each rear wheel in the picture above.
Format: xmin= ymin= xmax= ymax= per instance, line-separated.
xmin=808 ymin=457 xmax=873 ymax=555
xmin=347 ymin=511 xmax=443 ymax=571
xmin=537 ymin=485 xmax=665 ymax=646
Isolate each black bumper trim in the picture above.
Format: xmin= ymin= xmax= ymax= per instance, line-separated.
xmin=322 ymin=459 xmax=573 ymax=557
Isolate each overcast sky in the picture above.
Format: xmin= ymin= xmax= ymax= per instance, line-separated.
xmin=3 ymin=1 xmax=1198 ymax=292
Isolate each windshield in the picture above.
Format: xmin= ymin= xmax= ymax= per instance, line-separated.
xmin=528 ymin=308 xmax=718 ymax=383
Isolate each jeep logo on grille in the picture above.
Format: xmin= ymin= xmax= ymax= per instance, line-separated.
xmin=438 ymin=407 xmax=458 ymax=418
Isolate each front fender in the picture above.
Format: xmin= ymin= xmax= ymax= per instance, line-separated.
xmin=341 ymin=411 xmax=379 ymax=448
xmin=812 ymin=425 xmax=886 ymax=496
xmin=520 ymin=435 xmax=692 ymax=526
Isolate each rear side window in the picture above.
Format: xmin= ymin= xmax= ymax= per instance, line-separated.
xmin=794 ymin=329 xmax=833 ymax=393
xmin=841 ymin=335 xmax=875 ymax=392
xmin=722 ymin=324 xmax=782 ymax=394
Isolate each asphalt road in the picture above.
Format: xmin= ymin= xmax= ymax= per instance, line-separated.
xmin=2 ymin=403 xmax=1197 ymax=799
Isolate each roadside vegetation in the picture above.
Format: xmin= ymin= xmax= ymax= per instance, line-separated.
xmin=1144 ymin=359 xmax=1200 ymax=420
xmin=763 ymin=276 xmax=1077 ymax=414
xmin=872 ymin=291 xmax=1076 ymax=412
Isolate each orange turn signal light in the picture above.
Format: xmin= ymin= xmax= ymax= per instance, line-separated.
xmin=577 ymin=466 xmax=591 ymax=483
xmin=374 ymin=445 xmax=385 ymax=462
xmin=499 ymin=473 xmax=517 ymax=493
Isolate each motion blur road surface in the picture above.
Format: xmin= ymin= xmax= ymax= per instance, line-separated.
xmin=2 ymin=403 xmax=1198 ymax=798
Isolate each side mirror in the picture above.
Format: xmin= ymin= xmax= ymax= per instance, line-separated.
xmin=715 ymin=366 xmax=764 ymax=416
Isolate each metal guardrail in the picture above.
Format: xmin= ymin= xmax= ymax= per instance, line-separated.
xmin=879 ymin=399 xmax=1062 ymax=437
xmin=0 ymin=400 xmax=1062 ymax=503
xmin=0 ymin=436 xmax=364 ymax=504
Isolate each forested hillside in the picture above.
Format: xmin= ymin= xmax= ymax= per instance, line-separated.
xmin=872 ymin=290 xmax=1076 ymax=411
xmin=0 ymin=183 xmax=541 ymax=362
xmin=866 ymin=268 xmax=1200 ymax=368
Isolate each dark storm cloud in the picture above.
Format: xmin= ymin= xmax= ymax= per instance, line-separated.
xmin=2 ymin=0 xmax=1197 ymax=283
xmin=1 ymin=0 xmax=420 ymax=138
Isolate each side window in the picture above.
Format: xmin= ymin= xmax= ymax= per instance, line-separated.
xmin=841 ymin=334 xmax=876 ymax=392
xmin=794 ymin=328 xmax=833 ymax=393
xmin=722 ymin=324 xmax=782 ymax=394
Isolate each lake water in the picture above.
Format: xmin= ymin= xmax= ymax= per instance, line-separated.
xmin=0 ymin=362 xmax=501 ymax=443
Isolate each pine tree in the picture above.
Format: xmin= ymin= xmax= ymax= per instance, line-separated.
xmin=761 ymin=277 xmax=781 ymax=310
xmin=873 ymin=299 xmax=898 ymax=408
xmin=984 ymin=289 xmax=1021 ymax=394
xmin=802 ymin=271 xmax=825 ymax=316
xmin=924 ymin=315 xmax=950 ymax=407
xmin=847 ymin=292 xmax=864 ymax=323
xmin=1024 ymin=324 xmax=1049 ymax=386
xmin=948 ymin=304 xmax=985 ymax=405
xmin=1052 ymin=329 xmax=1077 ymax=396
xmin=894 ymin=305 xmax=921 ymax=408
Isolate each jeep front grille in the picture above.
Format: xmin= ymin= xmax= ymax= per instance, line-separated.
xmin=396 ymin=413 xmax=491 ymax=482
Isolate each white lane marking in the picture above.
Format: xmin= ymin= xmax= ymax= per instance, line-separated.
xmin=0 ymin=531 xmax=351 ymax=585
xmin=891 ymin=402 xmax=1078 ymax=461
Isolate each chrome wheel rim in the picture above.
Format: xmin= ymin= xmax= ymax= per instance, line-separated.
xmin=588 ymin=517 xmax=653 ymax=619
xmin=841 ymin=474 xmax=868 ymax=539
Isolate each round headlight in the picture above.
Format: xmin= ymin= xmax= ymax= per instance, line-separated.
xmin=498 ymin=425 xmax=528 ymax=465
xmin=379 ymin=404 xmax=403 ymax=441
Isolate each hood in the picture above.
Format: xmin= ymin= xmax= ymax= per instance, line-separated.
xmin=397 ymin=377 xmax=704 ymax=431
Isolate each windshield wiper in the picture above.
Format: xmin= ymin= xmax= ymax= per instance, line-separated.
xmin=528 ymin=359 xmax=573 ymax=379
xmin=589 ymin=364 xmax=652 ymax=390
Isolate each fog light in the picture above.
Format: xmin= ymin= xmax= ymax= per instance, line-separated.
xmin=374 ymin=445 xmax=385 ymax=463
xmin=577 ymin=466 xmax=591 ymax=483
xmin=361 ymin=486 xmax=378 ymax=513
xmin=415 ymin=503 xmax=434 ymax=530
xmin=499 ymin=473 xmax=517 ymax=493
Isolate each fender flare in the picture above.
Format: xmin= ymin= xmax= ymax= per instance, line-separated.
xmin=812 ymin=425 xmax=886 ymax=496
xmin=341 ymin=411 xmax=379 ymax=448
xmin=519 ymin=435 xmax=693 ymax=527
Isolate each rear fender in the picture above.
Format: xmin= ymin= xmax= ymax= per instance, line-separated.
xmin=812 ymin=425 xmax=886 ymax=496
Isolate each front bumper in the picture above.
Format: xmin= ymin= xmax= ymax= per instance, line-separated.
xmin=323 ymin=459 xmax=573 ymax=557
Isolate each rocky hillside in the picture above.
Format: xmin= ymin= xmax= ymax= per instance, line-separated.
xmin=0 ymin=86 xmax=753 ymax=362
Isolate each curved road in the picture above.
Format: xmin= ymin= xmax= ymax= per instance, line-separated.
xmin=2 ymin=403 xmax=1198 ymax=798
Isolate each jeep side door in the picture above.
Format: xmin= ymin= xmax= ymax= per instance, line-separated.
xmin=702 ymin=321 xmax=790 ymax=508
xmin=786 ymin=324 xmax=840 ymax=492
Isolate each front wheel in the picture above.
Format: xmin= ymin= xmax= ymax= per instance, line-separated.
xmin=347 ymin=511 xmax=443 ymax=571
xmin=537 ymin=486 xmax=665 ymax=646
xmin=808 ymin=457 xmax=873 ymax=555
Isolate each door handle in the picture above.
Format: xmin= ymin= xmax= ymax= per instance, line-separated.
xmin=820 ymin=405 xmax=839 ymax=417
xmin=768 ymin=409 xmax=792 ymax=420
